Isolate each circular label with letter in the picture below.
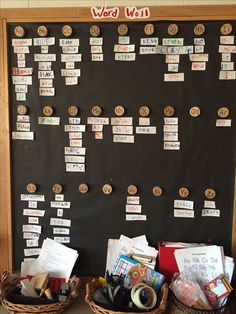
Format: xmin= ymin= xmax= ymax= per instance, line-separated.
xmin=217 ymin=107 xmax=229 ymax=118
xmin=168 ymin=23 xmax=178 ymax=35
xmin=194 ymin=23 xmax=205 ymax=36
xmin=139 ymin=106 xmax=150 ymax=117
xmin=118 ymin=24 xmax=128 ymax=36
xmin=102 ymin=184 xmax=113 ymax=195
xmin=164 ymin=105 xmax=175 ymax=117
xmin=62 ymin=25 xmax=73 ymax=37
xmin=221 ymin=23 xmax=232 ymax=35
xmin=17 ymin=105 xmax=28 ymax=115
xmin=190 ymin=106 xmax=201 ymax=117
xmin=14 ymin=26 xmax=25 ymax=38
xmin=68 ymin=105 xmax=79 ymax=117
xmin=152 ymin=186 xmax=163 ymax=197
xmin=127 ymin=185 xmax=138 ymax=195
xmin=37 ymin=25 xmax=48 ymax=37
xmin=114 ymin=105 xmax=125 ymax=117
xmin=92 ymin=105 xmax=102 ymax=117
xmin=144 ymin=23 xmax=154 ymax=36
xmin=43 ymin=105 xmax=54 ymax=116
xmin=78 ymin=183 xmax=89 ymax=194
xmin=179 ymin=187 xmax=190 ymax=198
xmin=26 ymin=183 xmax=37 ymax=193
xmin=90 ymin=25 xmax=100 ymax=37
xmin=52 ymin=184 xmax=63 ymax=194
xmin=205 ymin=188 xmax=216 ymax=199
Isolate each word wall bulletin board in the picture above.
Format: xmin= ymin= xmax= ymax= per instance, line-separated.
xmin=0 ymin=5 xmax=236 ymax=276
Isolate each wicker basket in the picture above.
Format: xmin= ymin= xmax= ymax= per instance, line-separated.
xmin=169 ymin=292 xmax=231 ymax=314
xmin=85 ymin=278 xmax=169 ymax=314
xmin=0 ymin=272 xmax=80 ymax=314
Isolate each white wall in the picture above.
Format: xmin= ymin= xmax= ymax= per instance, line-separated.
xmin=1 ymin=0 xmax=236 ymax=8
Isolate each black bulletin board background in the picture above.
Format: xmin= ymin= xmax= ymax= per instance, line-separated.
xmin=8 ymin=20 xmax=236 ymax=276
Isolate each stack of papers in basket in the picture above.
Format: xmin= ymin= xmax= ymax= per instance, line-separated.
xmin=106 ymin=234 xmax=158 ymax=274
xmin=21 ymin=238 xmax=78 ymax=281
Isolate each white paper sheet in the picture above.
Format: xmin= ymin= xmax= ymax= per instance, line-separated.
xmin=204 ymin=200 xmax=216 ymax=208
xmin=113 ymin=135 xmax=134 ymax=143
xmin=105 ymin=235 xmax=158 ymax=274
xmin=34 ymin=37 xmax=55 ymax=46
xmin=61 ymin=54 xmax=82 ymax=62
xmin=111 ymin=117 xmax=133 ymax=125
xmin=23 ymin=209 xmax=45 ymax=217
xmin=164 ymin=141 xmax=180 ymax=150
xmin=62 ymin=46 xmax=79 ymax=53
xmin=55 ymin=194 xmax=64 ymax=201
xmin=28 ymin=217 xmax=39 ymax=224
xmin=139 ymin=47 xmax=157 ymax=54
xmin=126 ymin=204 xmax=142 ymax=213
xmin=21 ymin=194 xmax=45 ymax=202
xmin=65 ymin=156 xmax=85 ymax=163
xmin=87 ymin=117 xmax=109 ymax=125
xmin=115 ymin=53 xmax=136 ymax=61
xmin=174 ymin=199 xmax=194 ymax=210
xmin=136 ymin=126 xmax=156 ymax=134
xmin=64 ymin=147 xmax=86 ymax=155
xmin=114 ymin=44 xmax=135 ymax=52
xmin=139 ymin=118 xmax=150 ymax=126
xmin=91 ymin=54 xmax=103 ymax=61
xmin=162 ymin=38 xmax=184 ymax=46
xmin=220 ymin=36 xmax=234 ymax=45
xmin=174 ymin=245 xmax=225 ymax=284
xmin=38 ymin=117 xmax=59 ymax=125
xmin=90 ymin=37 xmax=103 ymax=45
xmin=113 ymin=125 xmax=133 ymax=134
xmin=50 ymin=201 xmax=71 ymax=209
xmin=119 ymin=36 xmax=130 ymax=45
xmin=59 ymin=38 xmax=80 ymax=46
xmin=201 ymin=209 xmax=220 ymax=217
xmin=12 ymin=38 xmax=32 ymax=46
xmin=64 ymin=125 xmax=86 ymax=132
xmin=174 ymin=209 xmax=194 ymax=218
xmin=140 ymin=37 xmax=158 ymax=45
xmin=127 ymin=196 xmax=140 ymax=204
xmin=21 ymin=238 xmax=78 ymax=281
xmin=53 ymin=228 xmax=70 ymax=235
xmin=66 ymin=163 xmax=85 ymax=172
xmin=17 ymin=61 xmax=26 ymax=68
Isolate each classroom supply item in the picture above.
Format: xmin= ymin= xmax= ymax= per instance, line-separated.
xmin=44 ymin=288 xmax=53 ymax=300
xmin=169 ymin=273 xmax=212 ymax=310
xmin=0 ymin=272 xmax=80 ymax=314
xmin=112 ymin=255 xmax=137 ymax=288
xmin=130 ymin=283 xmax=157 ymax=310
xmin=21 ymin=238 xmax=79 ymax=282
xmin=31 ymin=272 xmax=49 ymax=292
xmin=85 ymin=277 xmax=169 ymax=314
xmin=203 ymin=274 xmax=233 ymax=300
xmin=129 ymin=263 xmax=165 ymax=292
xmin=106 ymin=235 xmax=158 ymax=275
xmin=169 ymin=272 xmax=232 ymax=314
xmin=158 ymin=241 xmax=205 ymax=283
xmin=174 ymin=245 xmax=225 ymax=285
xmin=20 ymin=279 xmax=39 ymax=298
xmin=58 ymin=283 xmax=70 ymax=302
xmin=203 ymin=274 xmax=233 ymax=309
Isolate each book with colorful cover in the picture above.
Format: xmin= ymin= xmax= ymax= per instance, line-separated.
xmin=129 ymin=263 xmax=165 ymax=292
xmin=112 ymin=255 xmax=164 ymax=291
xmin=112 ymin=255 xmax=138 ymax=288
xmin=203 ymin=274 xmax=233 ymax=300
